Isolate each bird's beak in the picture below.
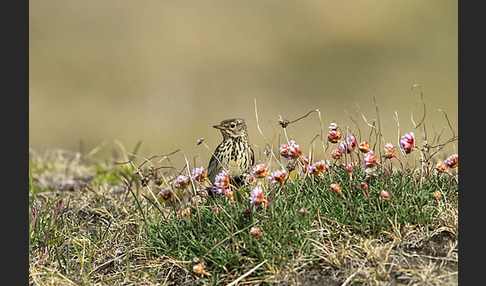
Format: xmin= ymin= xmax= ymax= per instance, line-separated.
xmin=213 ymin=124 xmax=225 ymax=130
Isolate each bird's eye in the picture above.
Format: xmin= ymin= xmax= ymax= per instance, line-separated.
xmin=230 ymin=123 xmax=236 ymax=128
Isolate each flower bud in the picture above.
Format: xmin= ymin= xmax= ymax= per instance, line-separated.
xmin=380 ymin=190 xmax=391 ymax=201
xmin=250 ymin=227 xmax=262 ymax=238
xmin=330 ymin=183 xmax=343 ymax=196
xmin=193 ymin=263 xmax=210 ymax=276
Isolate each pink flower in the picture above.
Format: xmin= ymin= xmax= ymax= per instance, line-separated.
xmin=346 ymin=135 xmax=357 ymax=150
xmin=249 ymin=186 xmax=268 ymax=207
xmin=298 ymin=155 xmax=310 ymax=172
xmin=345 ymin=163 xmax=353 ymax=173
xmin=382 ymin=143 xmax=397 ymax=159
xmin=331 ymin=148 xmax=342 ymax=160
xmin=435 ymin=162 xmax=448 ymax=173
xmin=252 ymin=164 xmax=267 ymax=178
xmin=288 ymin=140 xmax=302 ymax=159
xmin=358 ymin=141 xmax=371 ymax=153
xmin=174 ymin=174 xmax=190 ymax=189
xmin=400 ymin=132 xmax=416 ymax=154
xmin=279 ymin=140 xmax=302 ymax=159
xmin=380 ymin=190 xmax=391 ymax=201
xmin=363 ymin=150 xmax=378 ymax=168
xmin=213 ymin=171 xmax=230 ymax=194
xmin=191 ymin=167 xmax=207 ymax=182
xmin=360 ymin=182 xmax=369 ymax=200
xmin=327 ymin=130 xmax=341 ymax=143
xmin=269 ymin=169 xmax=286 ymax=184
xmin=338 ymin=135 xmax=356 ymax=154
xmin=330 ymin=183 xmax=343 ymax=196
xmin=279 ymin=143 xmax=290 ymax=158
xmin=309 ymin=160 xmax=327 ymax=176
xmin=444 ymin=154 xmax=458 ymax=168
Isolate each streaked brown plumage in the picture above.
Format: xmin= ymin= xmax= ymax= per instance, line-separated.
xmin=207 ymin=118 xmax=254 ymax=186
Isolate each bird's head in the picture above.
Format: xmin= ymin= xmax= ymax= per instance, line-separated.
xmin=213 ymin=118 xmax=248 ymax=139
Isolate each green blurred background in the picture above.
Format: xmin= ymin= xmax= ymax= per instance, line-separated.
xmin=29 ymin=0 xmax=457 ymax=167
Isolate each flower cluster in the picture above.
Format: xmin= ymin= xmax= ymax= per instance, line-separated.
xmin=213 ymin=171 xmax=230 ymax=195
xmin=279 ymin=140 xmax=302 ymax=159
xmin=363 ymin=150 xmax=378 ymax=168
xmin=331 ymin=148 xmax=342 ymax=159
xmin=327 ymin=130 xmax=342 ymax=143
xmin=252 ymin=164 xmax=267 ymax=178
xmin=358 ymin=141 xmax=370 ymax=153
xmin=444 ymin=154 xmax=458 ymax=168
xmin=309 ymin=160 xmax=327 ymax=176
xmin=344 ymin=135 xmax=357 ymax=153
xmin=400 ymin=132 xmax=416 ymax=154
xmin=191 ymin=167 xmax=207 ymax=182
xmin=382 ymin=143 xmax=397 ymax=159
xmin=269 ymin=169 xmax=286 ymax=184
xmin=174 ymin=174 xmax=190 ymax=189
xmin=436 ymin=154 xmax=458 ymax=174
xmin=249 ymin=186 xmax=268 ymax=207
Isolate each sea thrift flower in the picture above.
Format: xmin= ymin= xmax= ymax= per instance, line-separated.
xmin=400 ymin=132 xmax=416 ymax=154
xmin=435 ymin=162 xmax=448 ymax=173
xmin=213 ymin=171 xmax=230 ymax=194
xmin=360 ymin=182 xmax=369 ymax=200
xmin=288 ymin=140 xmax=302 ymax=159
xmin=250 ymin=227 xmax=262 ymax=238
xmin=193 ymin=263 xmax=210 ymax=276
xmin=382 ymin=143 xmax=397 ymax=159
xmin=173 ymin=174 xmax=190 ymax=189
xmin=434 ymin=190 xmax=441 ymax=200
xmin=298 ymin=155 xmax=310 ymax=172
xmin=252 ymin=164 xmax=267 ymax=178
xmin=159 ymin=187 xmax=172 ymax=201
xmin=331 ymin=148 xmax=342 ymax=160
xmin=346 ymin=135 xmax=357 ymax=150
xmin=345 ymin=163 xmax=353 ymax=173
xmin=249 ymin=186 xmax=268 ymax=207
xmin=280 ymin=140 xmax=302 ymax=159
xmin=444 ymin=154 xmax=458 ymax=168
xmin=339 ymin=141 xmax=350 ymax=154
xmin=309 ymin=160 xmax=328 ymax=176
xmin=380 ymin=190 xmax=391 ymax=201
xmin=358 ymin=141 xmax=371 ymax=153
xmin=269 ymin=169 xmax=286 ymax=184
xmin=330 ymin=183 xmax=343 ymax=196
xmin=279 ymin=143 xmax=290 ymax=158
xmin=223 ymin=189 xmax=234 ymax=200
xmin=363 ymin=150 xmax=378 ymax=168
xmin=191 ymin=167 xmax=207 ymax=182
xmin=328 ymin=130 xmax=342 ymax=144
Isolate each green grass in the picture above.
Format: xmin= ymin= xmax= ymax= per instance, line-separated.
xmin=28 ymin=148 xmax=458 ymax=285
xmin=140 ymin=165 xmax=457 ymax=284
xmin=29 ymin=105 xmax=458 ymax=285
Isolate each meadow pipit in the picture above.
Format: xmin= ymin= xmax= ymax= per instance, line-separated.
xmin=207 ymin=118 xmax=254 ymax=187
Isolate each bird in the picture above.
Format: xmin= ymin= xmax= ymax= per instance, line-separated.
xmin=207 ymin=118 xmax=255 ymax=188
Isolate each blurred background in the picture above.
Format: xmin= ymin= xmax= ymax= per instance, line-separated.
xmin=29 ymin=0 xmax=457 ymax=167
